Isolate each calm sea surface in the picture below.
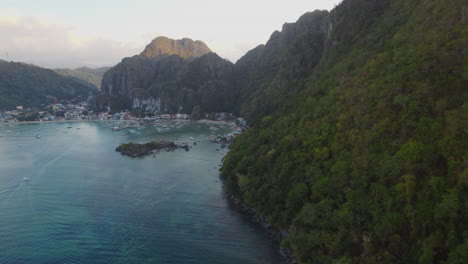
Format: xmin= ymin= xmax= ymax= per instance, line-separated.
xmin=0 ymin=121 xmax=283 ymax=264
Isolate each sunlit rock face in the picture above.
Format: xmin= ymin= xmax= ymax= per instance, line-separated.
xmin=140 ymin=36 xmax=211 ymax=59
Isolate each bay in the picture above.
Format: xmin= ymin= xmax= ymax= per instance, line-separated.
xmin=0 ymin=121 xmax=283 ymax=264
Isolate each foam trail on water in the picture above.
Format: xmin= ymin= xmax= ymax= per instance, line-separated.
xmin=33 ymin=145 xmax=72 ymax=181
xmin=0 ymin=184 xmax=20 ymax=198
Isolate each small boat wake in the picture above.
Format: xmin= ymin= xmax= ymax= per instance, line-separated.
xmin=0 ymin=187 xmax=16 ymax=197
xmin=0 ymin=178 xmax=31 ymax=199
xmin=0 ymin=184 xmax=21 ymax=198
xmin=17 ymin=178 xmax=30 ymax=188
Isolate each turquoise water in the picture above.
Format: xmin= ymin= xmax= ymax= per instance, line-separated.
xmin=0 ymin=121 xmax=283 ymax=264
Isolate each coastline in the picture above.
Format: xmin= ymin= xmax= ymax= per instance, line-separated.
xmin=1 ymin=119 xmax=238 ymax=126
xmin=0 ymin=119 xmax=118 ymax=125
xmin=225 ymin=193 xmax=298 ymax=264
xmin=195 ymin=119 xmax=238 ymax=128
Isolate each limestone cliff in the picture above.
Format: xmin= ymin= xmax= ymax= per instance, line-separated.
xmin=140 ymin=37 xmax=211 ymax=59
xmin=99 ymin=37 xmax=236 ymax=113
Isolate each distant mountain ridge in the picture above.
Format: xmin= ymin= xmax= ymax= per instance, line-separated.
xmin=0 ymin=60 xmax=97 ymax=110
xmin=54 ymin=67 xmax=110 ymax=90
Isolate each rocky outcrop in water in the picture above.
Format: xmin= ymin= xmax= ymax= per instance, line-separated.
xmin=116 ymin=141 xmax=189 ymax=157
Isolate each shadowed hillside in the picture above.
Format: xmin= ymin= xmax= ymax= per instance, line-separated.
xmin=0 ymin=60 xmax=97 ymax=109
xmin=222 ymin=0 xmax=467 ymax=263
xmin=54 ymin=67 xmax=110 ymax=90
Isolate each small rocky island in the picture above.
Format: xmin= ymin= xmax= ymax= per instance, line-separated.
xmin=116 ymin=141 xmax=189 ymax=157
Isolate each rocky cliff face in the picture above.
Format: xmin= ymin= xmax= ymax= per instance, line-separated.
xmin=101 ymin=56 xmax=162 ymax=96
xmin=234 ymin=4 xmax=391 ymax=123
xmin=234 ymin=10 xmax=331 ymax=122
xmin=99 ymin=37 xmax=236 ymax=113
xmin=143 ymin=53 xmax=236 ymax=113
xmin=140 ymin=37 xmax=211 ymax=59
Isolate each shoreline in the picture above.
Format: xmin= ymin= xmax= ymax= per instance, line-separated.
xmin=0 ymin=119 xmax=118 ymax=125
xmin=1 ymin=119 xmax=238 ymax=126
xmin=225 ymin=193 xmax=298 ymax=264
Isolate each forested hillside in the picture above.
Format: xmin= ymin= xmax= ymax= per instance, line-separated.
xmin=54 ymin=67 xmax=110 ymax=90
xmin=234 ymin=10 xmax=331 ymax=122
xmin=222 ymin=0 xmax=467 ymax=263
xmin=0 ymin=60 xmax=97 ymax=109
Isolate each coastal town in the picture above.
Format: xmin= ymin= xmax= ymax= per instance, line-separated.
xmin=0 ymin=101 xmax=247 ymax=127
xmin=0 ymin=102 xmax=97 ymax=123
xmin=0 ymin=101 xmax=248 ymax=148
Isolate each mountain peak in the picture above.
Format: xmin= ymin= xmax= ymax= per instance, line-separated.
xmin=140 ymin=36 xmax=211 ymax=59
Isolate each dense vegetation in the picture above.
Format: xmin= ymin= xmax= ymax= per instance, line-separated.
xmin=234 ymin=10 xmax=331 ymax=122
xmin=222 ymin=0 xmax=467 ymax=263
xmin=116 ymin=141 xmax=188 ymax=157
xmin=16 ymin=111 xmax=40 ymax=121
xmin=54 ymin=66 xmax=110 ymax=90
xmin=0 ymin=60 xmax=97 ymax=110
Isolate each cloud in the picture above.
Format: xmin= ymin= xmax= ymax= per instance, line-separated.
xmin=0 ymin=14 xmax=143 ymax=68
xmin=0 ymin=0 xmax=343 ymax=68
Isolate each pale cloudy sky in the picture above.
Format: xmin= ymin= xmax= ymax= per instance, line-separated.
xmin=0 ymin=0 xmax=342 ymax=68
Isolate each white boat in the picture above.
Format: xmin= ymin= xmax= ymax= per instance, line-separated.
xmin=22 ymin=177 xmax=30 ymax=182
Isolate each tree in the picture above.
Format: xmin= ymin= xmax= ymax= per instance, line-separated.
xmin=191 ymin=105 xmax=201 ymax=120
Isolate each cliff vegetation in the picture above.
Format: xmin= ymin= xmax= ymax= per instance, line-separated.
xmin=221 ymin=0 xmax=467 ymax=263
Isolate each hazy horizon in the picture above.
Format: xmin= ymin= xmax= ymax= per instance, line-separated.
xmin=0 ymin=0 xmax=342 ymax=69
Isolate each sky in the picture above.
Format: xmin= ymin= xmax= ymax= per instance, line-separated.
xmin=0 ymin=0 xmax=343 ymax=68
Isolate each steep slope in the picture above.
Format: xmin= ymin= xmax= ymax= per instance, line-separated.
xmin=0 ymin=60 xmax=97 ymax=109
xmin=99 ymin=37 xmax=236 ymax=113
xmin=222 ymin=0 xmax=467 ymax=263
xmin=145 ymin=52 xmax=236 ymax=113
xmin=234 ymin=10 xmax=330 ymax=122
xmin=54 ymin=66 xmax=110 ymax=90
